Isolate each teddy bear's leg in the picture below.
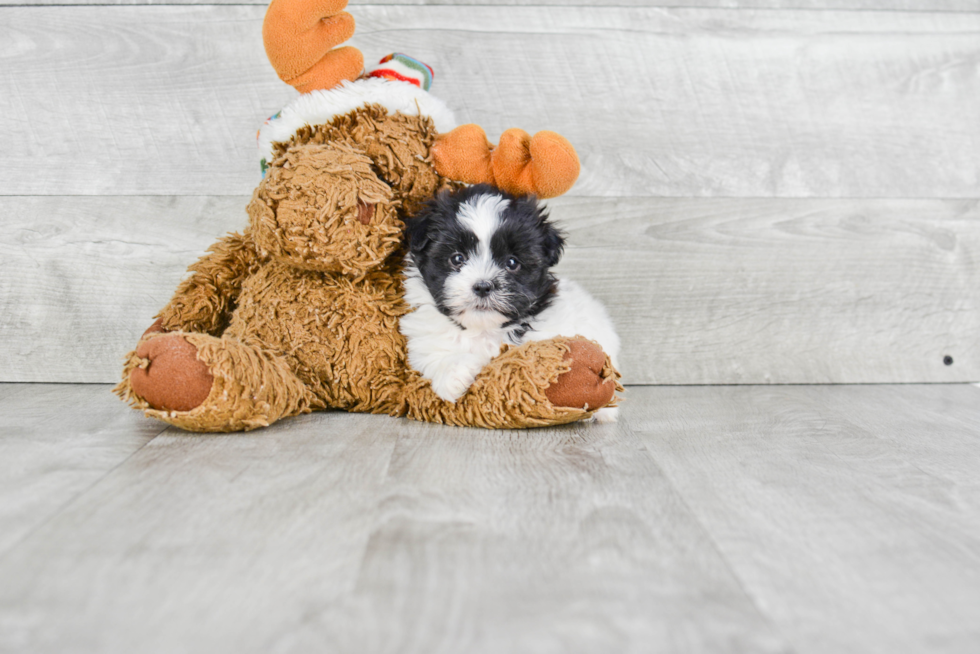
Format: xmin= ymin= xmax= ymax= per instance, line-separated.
xmin=116 ymin=331 xmax=320 ymax=432
xmin=156 ymin=231 xmax=259 ymax=335
xmin=398 ymin=337 xmax=621 ymax=429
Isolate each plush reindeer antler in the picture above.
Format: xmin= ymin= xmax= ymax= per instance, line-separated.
xmin=263 ymin=0 xmax=364 ymax=93
xmin=262 ymin=1 xmax=579 ymax=197
xmin=431 ymin=125 xmax=581 ymax=199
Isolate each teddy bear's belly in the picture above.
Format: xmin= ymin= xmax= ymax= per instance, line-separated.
xmin=224 ymin=261 xmax=411 ymax=410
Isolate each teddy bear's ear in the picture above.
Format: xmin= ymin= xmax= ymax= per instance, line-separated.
xmin=407 ymin=189 xmax=458 ymax=257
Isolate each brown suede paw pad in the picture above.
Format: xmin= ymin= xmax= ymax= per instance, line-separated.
xmin=130 ymin=334 xmax=213 ymax=412
xmin=544 ymin=340 xmax=616 ymax=411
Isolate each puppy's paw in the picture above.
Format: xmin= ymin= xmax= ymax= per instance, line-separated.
xmin=592 ymin=407 xmax=619 ymax=424
xmin=430 ymin=364 xmax=479 ymax=403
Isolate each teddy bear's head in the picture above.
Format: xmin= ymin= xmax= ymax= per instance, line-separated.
xmin=247 ymin=141 xmax=397 ymax=277
xmin=248 ymin=103 xmax=453 ymax=278
xmin=251 ymin=0 xmax=581 ymax=279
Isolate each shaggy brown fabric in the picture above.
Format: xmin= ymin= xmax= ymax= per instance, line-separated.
xmin=159 ymin=232 xmax=260 ymax=335
xmin=119 ymin=331 xmax=320 ymax=432
xmin=116 ymin=104 xmax=620 ymax=432
xmin=271 ymin=105 xmax=453 ymax=218
xmin=249 ymin=143 xmax=399 ymax=278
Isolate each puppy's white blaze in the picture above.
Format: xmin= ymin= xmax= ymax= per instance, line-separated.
xmin=456 ymin=193 xmax=509 ymax=247
xmin=445 ymin=255 xmax=500 ymax=308
xmin=444 ymin=193 xmax=510 ymax=326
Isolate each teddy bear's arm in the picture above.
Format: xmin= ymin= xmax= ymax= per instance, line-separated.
xmin=157 ymin=231 xmax=261 ymax=335
xmin=399 ymin=337 xmax=621 ymax=429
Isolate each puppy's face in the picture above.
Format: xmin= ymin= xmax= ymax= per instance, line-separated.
xmin=407 ymin=185 xmax=565 ymax=330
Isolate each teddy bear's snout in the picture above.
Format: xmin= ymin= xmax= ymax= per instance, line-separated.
xmin=357 ymin=201 xmax=374 ymax=225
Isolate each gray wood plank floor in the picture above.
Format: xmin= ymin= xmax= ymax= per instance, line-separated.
xmin=0 ymin=385 xmax=165 ymax=558
xmin=1 ymin=383 xmax=978 ymax=653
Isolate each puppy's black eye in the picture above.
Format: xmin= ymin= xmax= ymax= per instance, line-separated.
xmin=450 ymin=253 xmax=466 ymax=268
xmin=505 ymin=257 xmax=521 ymax=272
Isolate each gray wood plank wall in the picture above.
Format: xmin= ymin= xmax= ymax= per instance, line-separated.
xmin=1 ymin=2 xmax=978 ymax=384
xmin=3 ymin=0 xmax=979 ymax=9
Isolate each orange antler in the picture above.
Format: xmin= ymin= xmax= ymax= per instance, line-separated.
xmin=263 ymin=0 xmax=364 ymax=94
xmin=431 ymin=125 xmax=581 ymax=199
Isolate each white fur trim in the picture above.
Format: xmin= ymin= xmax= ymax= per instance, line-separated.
xmin=257 ymin=77 xmax=456 ymax=166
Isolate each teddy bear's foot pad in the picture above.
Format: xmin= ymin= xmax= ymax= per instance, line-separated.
xmin=129 ymin=334 xmax=214 ymax=412
xmin=545 ymin=339 xmax=616 ymax=411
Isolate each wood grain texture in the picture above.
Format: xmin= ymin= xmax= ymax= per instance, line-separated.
xmin=1 ymin=384 xmax=979 ymax=653
xmin=0 ymin=196 xmax=247 ymax=383
xmin=3 ymin=0 xmax=979 ymax=9
xmin=549 ymin=196 xmax=980 ymax=385
xmin=0 ymin=384 xmax=163 ymax=558
xmin=0 ymin=409 xmax=401 ymax=654
xmin=628 ymin=384 xmax=980 ymax=654
xmin=0 ymin=394 xmax=787 ymax=654
xmin=2 ymin=195 xmax=976 ymax=384
xmin=273 ymin=421 xmax=787 ymax=654
xmin=1 ymin=5 xmax=978 ymax=197
xmin=0 ymin=383 xmax=30 ymax=403
xmin=814 ymin=385 xmax=980 ymax=496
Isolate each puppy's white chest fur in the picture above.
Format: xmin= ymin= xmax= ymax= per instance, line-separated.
xmin=401 ymin=267 xmax=621 ymax=421
xmin=400 ymin=270 xmax=515 ymax=403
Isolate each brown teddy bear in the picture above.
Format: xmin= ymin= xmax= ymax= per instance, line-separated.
xmin=114 ymin=0 xmax=621 ymax=431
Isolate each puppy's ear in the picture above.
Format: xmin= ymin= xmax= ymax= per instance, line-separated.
xmin=533 ymin=199 xmax=565 ymax=268
xmin=542 ymin=222 xmax=565 ymax=267
xmin=407 ymin=189 xmax=457 ymax=257
xmin=405 ymin=209 xmax=430 ymax=256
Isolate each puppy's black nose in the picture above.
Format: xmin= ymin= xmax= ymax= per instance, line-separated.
xmin=473 ymin=280 xmax=495 ymax=298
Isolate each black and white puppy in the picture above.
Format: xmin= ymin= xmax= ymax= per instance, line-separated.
xmin=401 ymin=184 xmax=620 ymax=421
